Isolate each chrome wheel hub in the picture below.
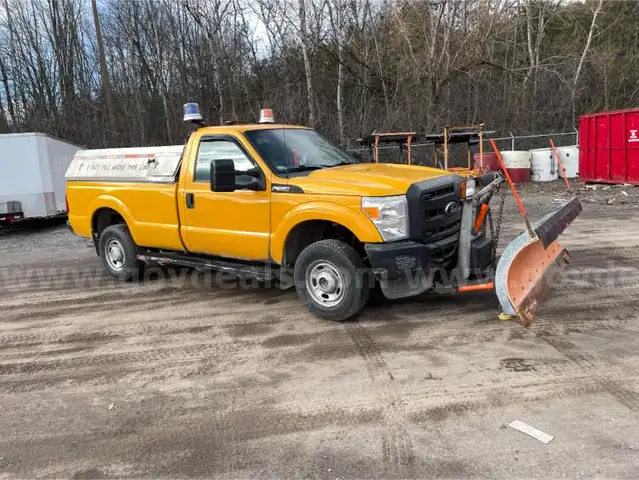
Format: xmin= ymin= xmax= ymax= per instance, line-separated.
xmin=105 ymin=239 xmax=125 ymax=272
xmin=306 ymin=260 xmax=345 ymax=307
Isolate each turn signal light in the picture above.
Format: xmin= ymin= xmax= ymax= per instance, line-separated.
xmin=362 ymin=206 xmax=380 ymax=219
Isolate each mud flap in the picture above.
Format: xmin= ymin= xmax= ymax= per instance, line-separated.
xmin=495 ymin=197 xmax=582 ymax=325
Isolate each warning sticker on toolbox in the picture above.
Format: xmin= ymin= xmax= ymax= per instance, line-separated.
xmin=65 ymin=146 xmax=184 ymax=182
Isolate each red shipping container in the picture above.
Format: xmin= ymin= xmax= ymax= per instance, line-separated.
xmin=579 ymin=107 xmax=639 ymax=184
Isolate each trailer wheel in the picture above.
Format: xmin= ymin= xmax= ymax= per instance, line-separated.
xmin=98 ymin=224 xmax=144 ymax=281
xmin=294 ymin=239 xmax=370 ymax=321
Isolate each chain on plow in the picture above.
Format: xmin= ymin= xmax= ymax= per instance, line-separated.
xmin=487 ymin=184 xmax=507 ymax=262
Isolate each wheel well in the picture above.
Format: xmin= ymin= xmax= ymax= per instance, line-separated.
xmin=92 ymin=208 xmax=126 ymax=238
xmin=283 ymin=220 xmax=364 ymax=267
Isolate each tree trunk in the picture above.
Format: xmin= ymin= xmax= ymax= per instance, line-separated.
xmin=0 ymin=56 xmax=16 ymax=127
xmin=334 ymin=0 xmax=345 ymax=145
xmin=298 ymin=0 xmax=315 ymax=126
xmin=572 ymin=0 xmax=604 ymax=121
xmin=372 ymin=27 xmax=390 ymax=127
xmin=337 ymin=61 xmax=345 ymax=145
xmin=215 ymin=63 xmax=225 ymax=125
xmin=524 ymin=1 xmax=535 ymax=89
xmin=149 ymin=10 xmax=173 ymax=143
xmin=91 ymin=0 xmax=116 ymax=140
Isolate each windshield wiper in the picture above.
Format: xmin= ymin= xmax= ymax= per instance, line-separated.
xmin=331 ymin=161 xmax=355 ymax=166
xmin=281 ymin=165 xmax=325 ymax=173
xmin=281 ymin=161 xmax=354 ymax=174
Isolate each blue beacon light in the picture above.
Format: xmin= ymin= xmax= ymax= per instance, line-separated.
xmin=183 ymin=103 xmax=203 ymax=123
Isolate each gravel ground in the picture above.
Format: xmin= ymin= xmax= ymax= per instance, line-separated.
xmin=0 ymin=180 xmax=638 ymax=478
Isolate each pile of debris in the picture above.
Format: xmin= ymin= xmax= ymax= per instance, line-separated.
xmin=578 ymin=183 xmax=639 ymax=206
xmin=516 ymin=179 xmax=639 ymax=208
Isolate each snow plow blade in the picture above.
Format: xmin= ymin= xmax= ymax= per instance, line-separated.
xmin=534 ymin=197 xmax=583 ymax=249
xmin=495 ymin=197 xmax=582 ymax=325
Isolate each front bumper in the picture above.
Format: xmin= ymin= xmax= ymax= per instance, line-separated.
xmin=365 ymin=235 xmax=494 ymax=299
xmin=365 ymin=237 xmax=452 ymax=281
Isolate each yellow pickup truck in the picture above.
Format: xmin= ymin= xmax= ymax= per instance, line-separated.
xmin=66 ymin=105 xmax=580 ymax=323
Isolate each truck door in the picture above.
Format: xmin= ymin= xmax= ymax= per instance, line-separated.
xmin=179 ymin=135 xmax=270 ymax=260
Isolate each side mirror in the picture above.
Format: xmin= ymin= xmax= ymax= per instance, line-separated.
xmin=210 ymin=160 xmax=264 ymax=192
xmin=210 ymin=159 xmax=236 ymax=192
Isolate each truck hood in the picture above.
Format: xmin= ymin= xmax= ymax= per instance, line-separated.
xmin=287 ymin=163 xmax=455 ymax=196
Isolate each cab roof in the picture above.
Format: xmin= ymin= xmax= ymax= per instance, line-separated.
xmin=198 ymin=123 xmax=311 ymax=134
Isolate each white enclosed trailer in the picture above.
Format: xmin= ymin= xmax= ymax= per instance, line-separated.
xmin=0 ymin=133 xmax=81 ymax=224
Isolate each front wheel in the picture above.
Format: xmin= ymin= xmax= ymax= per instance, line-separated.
xmin=294 ymin=239 xmax=370 ymax=321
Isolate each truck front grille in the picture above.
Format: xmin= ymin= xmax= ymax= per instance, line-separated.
xmin=423 ymin=219 xmax=461 ymax=238
xmin=407 ymin=175 xmax=462 ymax=244
xmin=421 ymin=184 xmax=455 ymax=201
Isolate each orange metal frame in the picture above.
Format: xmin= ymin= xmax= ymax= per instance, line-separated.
xmin=372 ymin=132 xmax=417 ymax=164
xmin=443 ymin=124 xmax=484 ymax=170
xmin=367 ymin=124 xmax=489 ymax=176
xmin=489 ymin=139 xmax=534 ymax=237
xmin=549 ymin=139 xmax=574 ymax=194
xmin=428 ymin=124 xmax=486 ymax=177
xmin=457 ymin=282 xmax=495 ymax=293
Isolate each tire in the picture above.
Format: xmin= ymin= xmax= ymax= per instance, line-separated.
xmin=98 ymin=224 xmax=144 ymax=281
xmin=294 ymin=239 xmax=371 ymax=321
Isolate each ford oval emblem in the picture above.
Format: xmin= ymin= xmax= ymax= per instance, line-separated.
xmin=444 ymin=202 xmax=459 ymax=217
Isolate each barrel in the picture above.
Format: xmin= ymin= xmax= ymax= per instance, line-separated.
xmin=557 ymin=145 xmax=579 ymax=178
xmin=473 ymin=152 xmax=500 ymax=172
xmin=530 ymin=148 xmax=558 ymax=182
xmin=502 ymin=151 xmax=531 ymax=183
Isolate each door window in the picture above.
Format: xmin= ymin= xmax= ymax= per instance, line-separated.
xmin=194 ymin=139 xmax=257 ymax=182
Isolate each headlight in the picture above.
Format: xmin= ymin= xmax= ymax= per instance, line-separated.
xmin=362 ymin=195 xmax=408 ymax=241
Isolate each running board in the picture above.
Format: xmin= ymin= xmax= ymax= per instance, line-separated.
xmin=137 ymin=252 xmax=280 ymax=282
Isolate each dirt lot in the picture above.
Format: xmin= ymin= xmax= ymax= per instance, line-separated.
xmin=1 ymin=182 xmax=638 ymax=479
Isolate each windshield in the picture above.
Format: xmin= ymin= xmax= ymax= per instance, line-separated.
xmin=244 ymin=128 xmax=357 ymax=174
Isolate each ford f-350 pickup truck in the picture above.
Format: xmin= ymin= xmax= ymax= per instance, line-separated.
xmin=65 ymin=105 xmax=580 ymax=323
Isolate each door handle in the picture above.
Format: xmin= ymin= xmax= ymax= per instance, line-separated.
xmin=186 ymin=193 xmax=195 ymax=209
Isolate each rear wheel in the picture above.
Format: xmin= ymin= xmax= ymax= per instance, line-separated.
xmin=98 ymin=224 xmax=144 ymax=281
xmin=294 ymin=239 xmax=370 ymax=321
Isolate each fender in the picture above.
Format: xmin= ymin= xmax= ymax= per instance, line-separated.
xmin=89 ymin=195 xmax=139 ymax=242
xmin=270 ymin=201 xmax=382 ymax=263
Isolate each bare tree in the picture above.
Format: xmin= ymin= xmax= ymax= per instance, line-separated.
xmin=571 ymin=0 xmax=604 ymax=120
xmin=327 ymin=0 xmax=348 ymax=144
xmin=92 ymin=0 xmax=116 ymax=138
xmin=184 ymin=0 xmax=233 ymax=125
xmin=523 ymin=1 xmax=558 ymax=102
xmin=297 ymin=0 xmax=316 ymax=126
xmin=0 ymin=0 xmax=634 ymax=152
